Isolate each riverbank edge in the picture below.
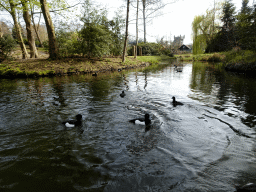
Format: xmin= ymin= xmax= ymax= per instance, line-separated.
xmin=0 ymin=55 xmax=174 ymax=79
xmin=175 ymin=51 xmax=256 ymax=74
xmin=223 ymin=50 xmax=256 ymax=74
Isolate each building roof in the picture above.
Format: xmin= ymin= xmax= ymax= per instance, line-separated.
xmin=178 ymin=44 xmax=191 ymax=50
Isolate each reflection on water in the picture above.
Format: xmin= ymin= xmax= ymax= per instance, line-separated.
xmin=0 ymin=61 xmax=256 ymax=191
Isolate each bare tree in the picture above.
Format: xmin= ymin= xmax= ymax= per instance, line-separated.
xmin=122 ymin=0 xmax=130 ymax=62
xmin=141 ymin=0 xmax=180 ymax=43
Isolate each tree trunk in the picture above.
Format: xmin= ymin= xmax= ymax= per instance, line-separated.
xmin=135 ymin=0 xmax=139 ymax=58
xmin=9 ymin=0 xmax=28 ymax=59
xmin=22 ymin=1 xmax=38 ymax=58
xmin=31 ymin=10 xmax=44 ymax=48
xmin=40 ymin=0 xmax=58 ymax=59
xmin=142 ymin=0 xmax=146 ymax=43
xmin=122 ymin=0 xmax=130 ymax=63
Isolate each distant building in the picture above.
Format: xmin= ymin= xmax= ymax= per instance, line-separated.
xmin=178 ymin=44 xmax=192 ymax=52
xmin=172 ymin=35 xmax=185 ymax=48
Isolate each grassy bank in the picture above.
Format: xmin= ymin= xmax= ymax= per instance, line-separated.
xmin=0 ymin=55 xmax=172 ymax=79
xmin=224 ymin=50 xmax=256 ymax=73
xmin=174 ymin=53 xmax=225 ymax=62
xmin=175 ymin=51 xmax=256 ymax=74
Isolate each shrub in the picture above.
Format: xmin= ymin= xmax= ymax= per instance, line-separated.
xmin=42 ymin=40 xmax=49 ymax=49
xmin=23 ymin=38 xmax=28 ymax=45
xmin=56 ymin=31 xmax=80 ymax=57
xmin=128 ymin=42 xmax=162 ymax=56
xmin=0 ymin=34 xmax=16 ymax=58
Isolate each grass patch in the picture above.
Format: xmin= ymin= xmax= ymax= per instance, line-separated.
xmin=175 ymin=53 xmax=225 ymax=62
xmin=224 ymin=50 xmax=256 ymax=64
xmin=223 ymin=50 xmax=256 ymax=73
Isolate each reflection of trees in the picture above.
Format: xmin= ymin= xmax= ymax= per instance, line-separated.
xmin=123 ymin=74 xmax=130 ymax=90
xmin=190 ymin=62 xmax=256 ymax=127
xmin=51 ymin=78 xmax=67 ymax=107
xmin=87 ymin=74 xmax=124 ymax=102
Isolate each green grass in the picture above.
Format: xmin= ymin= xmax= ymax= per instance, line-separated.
xmin=174 ymin=53 xmax=225 ymax=62
xmin=224 ymin=50 xmax=256 ymax=64
xmin=136 ymin=55 xmax=172 ymax=64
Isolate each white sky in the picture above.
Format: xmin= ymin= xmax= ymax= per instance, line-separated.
xmin=94 ymin=0 xmax=252 ymax=44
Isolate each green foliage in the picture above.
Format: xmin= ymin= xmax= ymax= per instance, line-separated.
xmin=0 ymin=34 xmax=16 ymax=58
xmin=136 ymin=42 xmax=162 ymax=56
xmin=108 ymin=9 xmax=125 ymax=56
xmin=42 ymin=40 xmax=49 ymax=49
xmin=128 ymin=42 xmax=173 ymax=57
xmin=35 ymin=40 xmax=40 ymax=47
xmin=206 ymin=0 xmax=237 ymax=52
xmin=23 ymin=38 xmax=28 ymax=45
xmin=161 ymin=48 xmax=174 ymax=57
xmin=192 ymin=2 xmax=222 ymax=55
xmin=224 ymin=49 xmax=256 ymax=64
xmin=56 ymin=30 xmax=80 ymax=57
xmin=236 ymin=0 xmax=253 ymax=50
xmin=79 ymin=23 xmax=111 ymax=57
xmin=72 ymin=0 xmax=125 ymax=58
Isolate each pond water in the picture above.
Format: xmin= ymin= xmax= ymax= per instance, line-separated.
xmin=1 ymin=60 xmax=256 ymax=192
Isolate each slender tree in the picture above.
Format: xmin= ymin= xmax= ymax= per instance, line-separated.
xmin=142 ymin=0 xmax=146 ymax=43
xmin=135 ymin=0 xmax=139 ymax=58
xmin=122 ymin=0 xmax=130 ymax=62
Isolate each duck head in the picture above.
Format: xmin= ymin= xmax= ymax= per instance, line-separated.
xmin=76 ymin=114 xmax=82 ymax=121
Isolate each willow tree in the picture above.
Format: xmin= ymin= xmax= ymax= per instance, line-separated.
xmin=192 ymin=15 xmax=205 ymax=55
xmin=192 ymin=3 xmax=222 ymax=54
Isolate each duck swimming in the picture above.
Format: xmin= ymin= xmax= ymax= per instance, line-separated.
xmin=129 ymin=113 xmax=151 ymax=126
xmin=62 ymin=114 xmax=82 ymax=127
xmin=172 ymin=96 xmax=183 ymax=106
xmin=120 ymin=91 xmax=126 ymax=98
xmin=174 ymin=65 xmax=182 ymax=72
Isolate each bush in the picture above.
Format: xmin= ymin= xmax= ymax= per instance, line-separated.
xmin=128 ymin=42 xmax=162 ymax=56
xmin=23 ymin=38 xmax=28 ymax=45
xmin=128 ymin=42 xmax=174 ymax=57
xmin=56 ymin=31 xmax=80 ymax=57
xmin=42 ymin=40 xmax=49 ymax=50
xmin=161 ymin=48 xmax=174 ymax=57
xmin=0 ymin=34 xmax=16 ymax=58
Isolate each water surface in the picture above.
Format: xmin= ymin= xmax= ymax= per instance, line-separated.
xmin=0 ymin=61 xmax=256 ymax=191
